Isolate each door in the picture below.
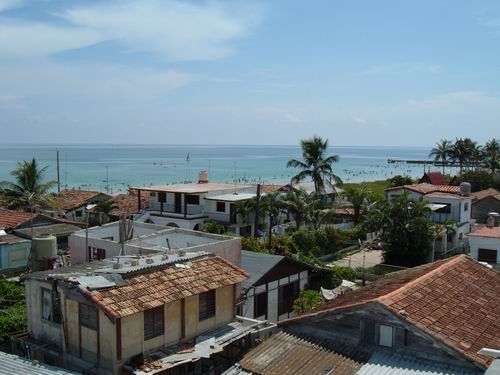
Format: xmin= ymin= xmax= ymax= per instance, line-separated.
xmin=175 ymin=193 xmax=182 ymax=213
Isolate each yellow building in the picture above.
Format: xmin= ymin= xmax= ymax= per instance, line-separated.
xmin=24 ymin=251 xmax=273 ymax=375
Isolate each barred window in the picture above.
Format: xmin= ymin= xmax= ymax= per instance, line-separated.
xmin=144 ymin=306 xmax=164 ymax=340
xmin=199 ymin=290 xmax=216 ymax=321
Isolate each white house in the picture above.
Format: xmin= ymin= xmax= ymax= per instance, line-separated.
xmin=468 ymin=224 xmax=500 ymax=270
xmin=132 ymin=172 xmax=269 ymax=236
xmin=386 ymin=183 xmax=472 ymax=253
xmin=68 ymin=221 xmax=242 ymax=266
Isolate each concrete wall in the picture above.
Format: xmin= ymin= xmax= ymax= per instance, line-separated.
xmin=472 ymin=197 xmax=500 ymax=224
xmin=0 ymin=240 xmax=31 ymax=270
xmin=469 ymin=236 xmax=499 ymax=265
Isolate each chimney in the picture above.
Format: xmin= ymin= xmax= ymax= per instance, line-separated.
xmin=198 ymin=170 xmax=209 ymax=184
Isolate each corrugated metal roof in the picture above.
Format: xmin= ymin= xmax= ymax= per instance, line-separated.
xmin=357 ymin=351 xmax=482 ymax=375
xmin=240 ymin=250 xmax=283 ymax=289
xmin=0 ymin=351 xmax=78 ymax=375
xmin=239 ymin=331 xmax=367 ymax=375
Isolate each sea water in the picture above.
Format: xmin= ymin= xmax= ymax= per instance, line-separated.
xmin=0 ymin=144 xmax=437 ymax=194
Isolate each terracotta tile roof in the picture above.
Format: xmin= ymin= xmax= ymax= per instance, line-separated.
xmin=419 ymin=171 xmax=447 ymax=185
xmin=88 ymin=256 xmax=248 ymax=318
xmin=281 ymin=256 xmax=500 ymax=368
xmin=468 ymin=226 xmax=500 ymax=239
xmin=471 ymin=188 xmax=500 ymax=202
xmin=259 ymin=184 xmax=284 ymax=193
xmin=385 ymin=183 xmax=461 ymax=195
xmin=239 ymin=331 xmax=368 ymax=375
xmin=56 ymin=189 xmax=110 ymax=211
xmin=109 ymin=190 xmax=150 ymax=216
xmin=0 ymin=209 xmax=33 ymax=229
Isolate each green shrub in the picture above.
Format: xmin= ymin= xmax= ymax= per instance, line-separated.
xmin=202 ymin=220 xmax=226 ymax=234
xmin=310 ymin=266 xmax=356 ymax=289
xmin=241 ymin=236 xmax=268 ymax=253
xmin=293 ymin=290 xmax=323 ymax=314
xmin=0 ymin=279 xmax=26 ymax=343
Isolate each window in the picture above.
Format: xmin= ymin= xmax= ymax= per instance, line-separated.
xmin=216 ymin=201 xmax=225 ymax=212
xmin=278 ymin=281 xmax=299 ymax=316
xmin=186 ymin=194 xmax=200 ymax=205
xmin=378 ymin=325 xmax=394 ymax=347
xmin=464 ymin=202 xmax=469 ymax=211
xmin=92 ymin=247 xmax=106 ymax=261
xmin=435 ymin=203 xmax=451 ymax=214
xmin=254 ymin=292 xmax=267 ymax=318
xmin=75 ymin=210 xmax=83 ymax=218
xmin=478 ymin=248 xmax=497 ymax=263
xmin=199 ymin=290 xmax=216 ymax=321
xmin=79 ymin=303 xmax=98 ymax=330
xmin=41 ymin=288 xmax=61 ymax=324
xmin=158 ymin=192 xmax=166 ymax=203
xmin=144 ymin=306 xmax=164 ymax=340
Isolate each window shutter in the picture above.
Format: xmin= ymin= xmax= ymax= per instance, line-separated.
xmin=395 ymin=327 xmax=407 ymax=346
xmin=361 ymin=320 xmax=376 ymax=344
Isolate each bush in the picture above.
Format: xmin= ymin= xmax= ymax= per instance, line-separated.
xmin=293 ymin=290 xmax=323 ymax=314
xmin=454 ymin=170 xmax=500 ymax=192
xmin=202 ymin=221 xmax=226 ymax=234
xmin=241 ymin=236 xmax=268 ymax=253
xmin=310 ymin=266 xmax=356 ymax=289
xmin=0 ymin=279 xmax=26 ymax=343
xmin=291 ymin=227 xmax=346 ymax=257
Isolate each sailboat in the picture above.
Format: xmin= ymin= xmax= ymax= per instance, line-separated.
xmin=186 ymin=152 xmax=190 ymax=162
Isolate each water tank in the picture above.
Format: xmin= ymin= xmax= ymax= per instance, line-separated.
xmin=32 ymin=235 xmax=57 ymax=260
xmin=198 ymin=170 xmax=209 ymax=184
xmin=459 ymin=182 xmax=471 ymax=196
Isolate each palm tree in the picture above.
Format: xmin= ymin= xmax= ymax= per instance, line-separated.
xmin=450 ymin=138 xmax=474 ymax=175
xmin=280 ymin=188 xmax=314 ymax=229
xmin=342 ymin=185 xmax=370 ymax=224
xmin=0 ymin=158 xmax=56 ymax=211
xmin=483 ymin=138 xmax=500 ymax=175
xmin=429 ymin=139 xmax=452 ymax=174
xmin=287 ymin=136 xmax=342 ymax=196
xmin=94 ymin=200 xmax=118 ymax=224
xmin=235 ymin=198 xmax=256 ymax=232
xmin=259 ymin=191 xmax=282 ymax=250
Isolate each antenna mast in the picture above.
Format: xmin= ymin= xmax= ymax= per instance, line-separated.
xmin=56 ymin=150 xmax=61 ymax=192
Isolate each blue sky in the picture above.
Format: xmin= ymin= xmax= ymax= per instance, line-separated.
xmin=0 ymin=0 xmax=499 ymax=146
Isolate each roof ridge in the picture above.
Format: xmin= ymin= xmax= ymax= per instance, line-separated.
xmin=378 ymin=255 xmax=466 ymax=303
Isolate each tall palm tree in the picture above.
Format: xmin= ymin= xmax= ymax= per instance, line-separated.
xmin=429 ymin=139 xmax=452 ymax=175
xmin=94 ymin=200 xmax=118 ymax=225
xmin=280 ymin=188 xmax=314 ymax=229
xmin=235 ymin=198 xmax=256 ymax=227
xmin=483 ymin=138 xmax=500 ymax=175
xmin=342 ymin=185 xmax=370 ymax=224
xmin=450 ymin=138 xmax=473 ymax=175
xmin=287 ymin=136 xmax=342 ymax=196
xmin=0 ymin=158 xmax=56 ymax=211
xmin=259 ymin=191 xmax=282 ymax=250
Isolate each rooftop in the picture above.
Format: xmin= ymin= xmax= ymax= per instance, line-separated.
xmin=0 ymin=209 xmax=33 ymax=229
xmin=109 ymin=190 xmax=150 ymax=215
xmin=468 ymin=226 xmax=500 ymax=239
xmin=205 ymin=192 xmax=257 ymax=202
xmin=385 ymin=183 xmax=461 ymax=195
xmin=14 ymin=223 xmax=81 ymax=238
xmin=0 ymin=351 xmax=78 ymax=375
xmin=29 ymin=253 xmax=248 ymax=319
xmin=425 ymin=192 xmax=471 ymax=200
xmin=134 ymin=183 xmax=253 ymax=194
xmin=240 ymin=250 xmax=284 ymax=290
xmin=56 ymin=189 xmax=110 ymax=211
xmin=0 ymin=233 xmax=30 ymax=245
xmin=471 ymin=188 xmax=500 ymax=202
xmin=420 ymin=171 xmax=447 ymax=186
xmin=281 ymin=255 xmax=500 ymax=369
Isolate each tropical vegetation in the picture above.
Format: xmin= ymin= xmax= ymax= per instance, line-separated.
xmin=0 ymin=279 xmax=26 ymax=343
xmin=0 ymin=158 xmax=56 ymax=211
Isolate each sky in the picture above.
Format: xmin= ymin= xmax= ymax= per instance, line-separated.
xmin=0 ymin=0 xmax=499 ymax=146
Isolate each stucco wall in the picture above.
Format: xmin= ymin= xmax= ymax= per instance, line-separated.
xmin=0 ymin=240 xmax=31 ymax=270
xmin=469 ymin=236 xmax=499 ymax=264
xmin=472 ymin=197 xmax=500 ymax=224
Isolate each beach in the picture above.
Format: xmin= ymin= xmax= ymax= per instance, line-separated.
xmin=0 ymin=144 xmax=438 ymax=194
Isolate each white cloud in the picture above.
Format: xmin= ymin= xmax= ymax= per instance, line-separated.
xmin=0 ymin=1 xmax=262 ymax=61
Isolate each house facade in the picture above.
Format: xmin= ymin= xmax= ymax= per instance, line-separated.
xmin=239 ymin=250 xmax=314 ymax=322
xmin=53 ymin=189 xmax=111 ymax=222
xmin=0 ymin=232 xmax=31 ymax=274
xmin=23 ymin=252 xmax=271 ymax=375
xmin=133 ymin=178 xmax=263 ymax=236
xmin=471 ymin=188 xmax=500 ymax=224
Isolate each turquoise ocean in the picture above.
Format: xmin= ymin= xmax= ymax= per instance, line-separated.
xmin=0 ymin=145 xmax=437 ymax=194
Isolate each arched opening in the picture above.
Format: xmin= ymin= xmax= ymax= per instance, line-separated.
xmin=166 ymin=222 xmax=179 ymax=228
xmin=193 ymin=224 xmax=201 ymax=231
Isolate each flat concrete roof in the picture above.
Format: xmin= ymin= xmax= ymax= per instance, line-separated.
xmin=205 ymin=192 xmax=256 ymax=202
xmin=133 ymin=183 xmax=253 ymax=194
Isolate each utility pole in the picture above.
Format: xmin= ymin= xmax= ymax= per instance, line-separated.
xmin=56 ymin=150 xmax=60 ymax=192
xmin=253 ymin=184 xmax=261 ymax=238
